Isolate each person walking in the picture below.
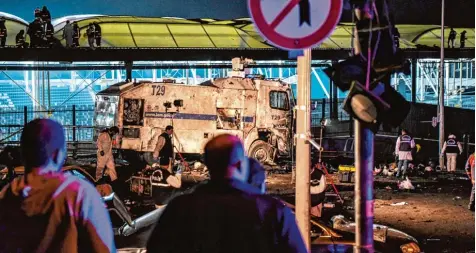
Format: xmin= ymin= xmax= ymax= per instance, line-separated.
xmin=151 ymin=125 xmax=174 ymax=173
xmin=63 ymin=20 xmax=74 ymax=48
xmin=147 ymin=134 xmax=307 ymax=253
xmin=448 ymin=28 xmax=457 ymax=48
xmin=441 ymin=134 xmax=463 ymax=173
xmin=0 ymin=119 xmax=115 ymax=252
xmin=395 ymin=129 xmax=415 ymax=179
xmin=96 ymin=126 xmax=119 ymax=182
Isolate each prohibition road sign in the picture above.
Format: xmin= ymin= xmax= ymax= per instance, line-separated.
xmin=248 ymin=0 xmax=343 ymax=50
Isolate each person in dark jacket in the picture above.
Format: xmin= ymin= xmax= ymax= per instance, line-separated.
xmin=448 ymin=28 xmax=457 ymax=48
xmin=72 ymin=21 xmax=80 ymax=47
xmin=460 ymin=30 xmax=467 ymax=48
xmin=44 ymin=21 xmax=54 ymax=47
xmin=15 ymin=30 xmax=26 ymax=48
xmin=34 ymin=7 xmax=41 ymax=19
xmin=146 ymin=134 xmax=307 ymax=253
xmin=28 ymin=18 xmax=43 ymax=48
xmin=40 ymin=6 xmax=51 ymax=22
xmin=0 ymin=17 xmax=6 ymax=47
xmin=93 ymin=22 xmax=102 ymax=47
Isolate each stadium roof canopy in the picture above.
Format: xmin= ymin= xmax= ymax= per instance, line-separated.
xmin=2 ymin=14 xmax=474 ymax=50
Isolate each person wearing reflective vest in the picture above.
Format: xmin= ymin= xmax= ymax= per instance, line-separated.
xmin=441 ymin=134 xmax=463 ymax=172
xmin=466 ymin=153 xmax=475 ymax=211
xmin=72 ymin=21 xmax=80 ymax=47
xmin=395 ymin=129 xmax=415 ymax=179
xmin=44 ymin=21 xmax=54 ymax=47
xmin=15 ymin=30 xmax=26 ymax=48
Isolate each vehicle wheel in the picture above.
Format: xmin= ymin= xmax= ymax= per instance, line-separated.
xmin=248 ymin=140 xmax=274 ymax=164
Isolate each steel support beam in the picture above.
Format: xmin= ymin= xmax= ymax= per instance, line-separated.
xmin=411 ymin=59 xmax=417 ymax=103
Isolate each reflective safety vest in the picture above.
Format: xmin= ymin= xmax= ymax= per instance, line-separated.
xmin=399 ymin=135 xmax=412 ymax=151
xmin=445 ymin=138 xmax=459 ymax=154
xmin=0 ymin=28 xmax=6 ymax=37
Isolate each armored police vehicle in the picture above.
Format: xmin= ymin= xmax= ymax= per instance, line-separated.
xmin=94 ymin=60 xmax=294 ymax=165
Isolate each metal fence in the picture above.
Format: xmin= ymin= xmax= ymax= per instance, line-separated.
xmin=0 ymin=105 xmax=96 ymax=144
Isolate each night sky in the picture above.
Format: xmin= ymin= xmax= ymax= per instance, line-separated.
xmin=0 ymin=0 xmax=474 ymax=27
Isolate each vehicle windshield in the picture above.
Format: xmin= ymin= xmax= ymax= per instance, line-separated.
xmin=95 ymin=95 xmax=119 ymax=127
xmin=269 ymin=90 xmax=290 ymax=111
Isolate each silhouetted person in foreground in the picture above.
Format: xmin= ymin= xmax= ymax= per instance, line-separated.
xmin=448 ymin=28 xmax=457 ymax=48
xmin=15 ymin=30 xmax=27 ymax=48
xmin=0 ymin=119 xmax=116 ymax=253
xmin=460 ymin=30 xmax=467 ymax=48
xmin=147 ymin=134 xmax=307 ymax=253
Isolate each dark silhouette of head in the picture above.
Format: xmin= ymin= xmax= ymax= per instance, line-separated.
xmin=20 ymin=119 xmax=66 ymax=173
xmin=42 ymin=6 xmax=48 ymax=11
xmin=66 ymin=20 xmax=70 ymax=24
xmin=19 ymin=30 xmax=24 ymax=35
xmin=108 ymin=126 xmax=119 ymax=136
xmin=401 ymin=129 xmax=407 ymax=135
xmin=165 ymin=125 xmax=173 ymax=135
xmin=204 ymin=134 xmax=248 ymax=182
xmin=248 ymin=157 xmax=266 ymax=193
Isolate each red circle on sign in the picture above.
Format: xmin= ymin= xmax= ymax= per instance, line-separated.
xmin=248 ymin=0 xmax=343 ymax=50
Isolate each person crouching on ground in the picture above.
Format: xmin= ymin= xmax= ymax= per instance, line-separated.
xmin=151 ymin=163 xmax=182 ymax=209
xmin=310 ymin=162 xmax=327 ymax=218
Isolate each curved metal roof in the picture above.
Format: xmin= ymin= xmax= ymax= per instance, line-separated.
xmin=0 ymin=13 xmax=474 ymax=50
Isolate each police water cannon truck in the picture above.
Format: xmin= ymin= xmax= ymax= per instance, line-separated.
xmin=94 ymin=58 xmax=294 ymax=166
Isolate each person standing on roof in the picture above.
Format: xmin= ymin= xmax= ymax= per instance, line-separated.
xmin=460 ymin=30 xmax=467 ymax=48
xmin=16 ymin=30 xmax=27 ymax=48
xmin=441 ymin=133 xmax=463 ymax=173
xmin=86 ymin=23 xmax=95 ymax=49
xmin=395 ymin=129 xmax=415 ymax=179
xmin=0 ymin=119 xmax=116 ymax=253
xmin=448 ymin=28 xmax=457 ymax=48
xmin=93 ymin=22 xmax=102 ymax=47
xmin=72 ymin=21 xmax=80 ymax=48
xmin=44 ymin=20 xmax=54 ymax=48
xmin=96 ymin=126 xmax=119 ymax=182
xmin=34 ymin=7 xmax=41 ymax=20
xmin=0 ymin=17 xmax=6 ymax=48
xmin=63 ymin=20 xmax=74 ymax=48
xmin=40 ymin=6 xmax=51 ymax=23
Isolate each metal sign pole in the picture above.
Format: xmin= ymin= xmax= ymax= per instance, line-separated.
xmin=354 ymin=120 xmax=375 ymax=253
xmin=438 ymin=0 xmax=445 ymax=168
xmin=295 ymin=48 xmax=312 ymax=251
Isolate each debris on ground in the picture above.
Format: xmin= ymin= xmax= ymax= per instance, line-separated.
xmin=390 ymin=202 xmax=409 ymax=206
xmin=398 ymin=177 xmax=415 ymax=190
xmin=453 ymin=196 xmax=462 ymax=200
